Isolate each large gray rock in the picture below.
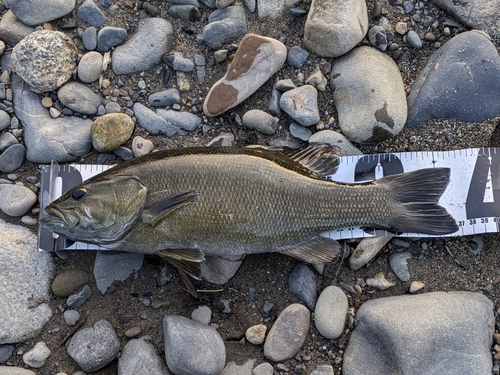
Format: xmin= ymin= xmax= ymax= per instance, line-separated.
xmin=0 ymin=219 xmax=55 ymax=344
xmin=11 ymin=30 xmax=77 ymax=93
xmin=0 ymin=11 xmax=35 ymax=46
xmin=112 ymin=18 xmax=174 ymax=75
xmin=5 ymin=0 xmax=75 ymax=26
xmin=203 ymin=6 xmax=247 ymax=50
xmin=430 ymin=0 xmax=500 ymax=37
xmin=66 ymin=319 xmax=120 ymax=372
xmin=11 ymin=74 xmax=92 ymax=163
xmin=343 ymin=291 xmax=494 ymax=375
xmin=203 ymin=33 xmax=286 ymax=116
xmin=304 ymin=0 xmax=368 ymax=57
xmin=407 ymin=31 xmax=500 ymax=127
xmin=163 ymin=315 xmax=226 ymax=375
xmin=118 ymin=335 xmax=170 ymax=375
xmin=330 ymin=46 xmax=407 ymax=143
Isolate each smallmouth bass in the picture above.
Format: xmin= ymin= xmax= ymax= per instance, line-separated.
xmin=42 ymin=145 xmax=458 ymax=278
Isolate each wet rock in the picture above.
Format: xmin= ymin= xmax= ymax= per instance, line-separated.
xmin=330 ymin=46 xmax=407 ymax=143
xmin=77 ymin=0 xmax=107 ymax=28
xmin=203 ymin=6 xmax=247 ymax=50
xmin=118 ymin=335 xmax=169 ymax=375
xmin=280 ymin=85 xmax=320 ymax=127
xmin=264 ymin=303 xmax=310 ymax=362
xmin=304 ymin=0 xmax=368 ymax=57
xmin=11 ymin=30 xmax=77 ymax=93
xmin=148 ymin=88 xmax=181 ymax=107
xmin=51 ymin=269 xmax=89 ymax=297
xmin=0 ymin=219 xmax=54 ymax=344
xmin=22 ymin=342 xmax=50 ymax=368
xmin=242 ymin=109 xmax=279 ymax=135
xmin=343 ymin=292 xmax=494 ymax=375
xmin=288 ymin=264 xmax=317 ymax=311
xmin=314 ymin=286 xmax=348 ymax=339
xmin=91 ymin=113 xmax=135 ymax=152
xmin=58 ymin=82 xmax=102 ymax=115
xmin=67 ymin=319 xmax=120 ymax=372
xmin=0 ymin=184 xmax=37 ymax=217
xmin=407 ymin=31 xmax=500 ymax=127
xmin=309 ymin=130 xmax=363 ymax=156
xmin=245 ymin=324 xmax=267 ymax=345
xmin=132 ymin=136 xmax=154 ymax=157
xmin=78 ymin=51 xmax=103 ymax=83
xmin=93 ymin=251 xmax=144 ymax=295
xmin=5 ymin=0 xmax=75 ymax=26
xmin=204 ymin=33 xmax=286 ymax=116
xmin=96 ymin=26 xmax=127 ymax=52
xmin=163 ymin=315 xmax=226 ymax=375
xmin=389 ymin=252 xmax=412 ymax=282
xmin=430 ymin=0 xmax=500 ymax=37
xmin=112 ymin=17 xmax=174 ymax=75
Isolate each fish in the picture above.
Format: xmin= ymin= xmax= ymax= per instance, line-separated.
xmin=42 ymin=144 xmax=458 ymax=280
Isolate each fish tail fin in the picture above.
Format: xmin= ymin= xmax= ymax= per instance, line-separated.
xmin=381 ymin=168 xmax=458 ymax=235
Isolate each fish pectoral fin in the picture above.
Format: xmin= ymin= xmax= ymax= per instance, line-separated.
xmin=157 ymin=248 xmax=205 ymax=280
xmin=142 ymin=190 xmax=198 ymax=227
xmin=279 ymin=236 xmax=340 ymax=264
xmin=284 ymin=143 xmax=339 ymax=178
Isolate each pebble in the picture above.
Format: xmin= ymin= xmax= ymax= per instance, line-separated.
xmin=191 ymin=305 xmax=212 ymax=325
xmin=133 ymin=103 xmax=181 ymax=137
xmin=157 ymin=109 xmax=202 ymax=131
xmin=314 ymin=286 xmax=348 ymax=339
xmin=203 ymin=6 xmax=247 ymax=50
xmin=390 ymin=238 xmax=410 ymax=248
xmin=91 ymin=113 xmax=135 ymax=152
xmin=93 ymin=251 xmax=144 ymax=295
xmin=22 ymin=342 xmax=51 ymax=368
xmin=51 ymin=269 xmax=89 ymax=297
xmin=214 ymin=49 xmax=228 ymax=62
xmin=165 ymin=52 xmax=195 ymax=72
xmin=0 ymin=10 xmax=36 ymax=46
xmin=280 ymin=85 xmax=320 ymax=127
xmin=66 ymin=284 xmax=92 ymax=308
xmin=63 ymin=310 xmax=81 ymax=326
xmin=275 ymin=79 xmax=297 ymax=91
xmin=151 ymin=298 xmax=170 ymax=310
xmin=311 ymin=365 xmax=334 ymax=375
xmin=204 ymin=33 xmax=286 ymax=116
xmin=263 ymin=303 xmax=310 ymax=362
xmin=41 ymin=97 xmax=52 ymax=108
xmin=252 ymin=362 xmax=273 ymax=375
xmin=0 ymin=219 xmax=54 ymax=344
xmin=76 ymin=0 xmax=107 ymax=28
xmin=305 ymin=66 xmax=327 ymax=91
xmin=81 ymin=26 xmax=97 ymax=50
xmin=289 ymin=122 xmax=312 ymax=141
xmin=67 ymin=319 xmax=120 ymax=372
xmin=288 ymin=264 xmax=317 ymax=311
xmin=169 ymin=5 xmax=202 ymax=22
xmin=163 ymin=315 xmax=226 ymax=375
xmin=0 ymin=110 xmax=9 ymax=131
xmin=11 ymin=30 xmax=78 ymax=93
xmin=124 ymin=326 xmax=143 ymax=338
xmin=96 ymin=26 xmax=127 ymax=52
xmin=118 ymin=335 xmax=168 ymax=374
xmin=366 ymin=272 xmax=396 ymax=290
xmin=368 ymin=25 xmax=388 ymax=51
xmin=148 ymin=88 xmax=181 ymax=107
xmin=0 ymin=143 xmax=25 ymax=173
xmin=330 ymin=46 xmax=407 ymax=143
xmin=388 ymin=252 xmax=412 ymax=282
xmin=242 ymin=109 xmax=279 ymax=135
xmin=58 ymin=82 xmax=102 ymax=115
xmin=112 ymin=18 xmax=174 ymax=75
xmin=406 ymin=30 xmax=422 ymax=48
xmin=132 ymin=136 xmax=154 ymax=157
xmin=20 ymin=216 xmax=36 ymax=226
xmin=308 ymin=130 xmax=363 ymax=156
xmin=78 ymin=51 xmax=102 ymax=83
xmin=304 ymin=0 xmax=368 ymax=57
xmin=5 ymin=0 xmax=75 ymax=26
xmin=343 ymin=292 xmax=494 ymax=374
xmin=245 ymin=324 xmax=267 ymax=345
xmin=104 ymin=102 xmax=121 ymax=114
xmin=349 ymin=236 xmax=392 ymax=270
xmin=287 ymin=46 xmax=309 ymax=68
xmin=206 ymin=133 xmax=235 ymax=147
xmin=0 ymin=184 xmax=37 ymax=217
xmin=409 ymin=280 xmax=425 ymax=293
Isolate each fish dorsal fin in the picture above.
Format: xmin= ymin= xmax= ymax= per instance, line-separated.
xmin=283 ymin=144 xmax=339 ymax=178
xmin=158 ymin=249 xmax=205 ymax=280
xmin=279 ymin=236 xmax=340 ymax=264
xmin=142 ymin=190 xmax=198 ymax=227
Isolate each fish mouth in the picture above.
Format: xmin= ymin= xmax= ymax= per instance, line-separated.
xmin=42 ymin=205 xmax=79 ymax=229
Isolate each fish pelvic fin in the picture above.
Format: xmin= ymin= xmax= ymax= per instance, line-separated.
xmin=157 ymin=248 xmax=205 ymax=280
xmin=279 ymin=236 xmax=340 ymax=264
xmin=142 ymin=190 xmax=198 ymax=228
xmin=380 ymin=168 xmax=459 ymax=235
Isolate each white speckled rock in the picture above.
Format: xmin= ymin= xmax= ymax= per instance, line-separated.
xmin=203 ymin=33 xmax=286 ymax=117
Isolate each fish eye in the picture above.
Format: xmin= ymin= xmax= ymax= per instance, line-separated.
xmin=72 ymin=188 xmax=87 ymax=200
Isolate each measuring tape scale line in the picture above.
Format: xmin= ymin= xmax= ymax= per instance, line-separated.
xmin=37 ymin=148 xmax=500 ymax=251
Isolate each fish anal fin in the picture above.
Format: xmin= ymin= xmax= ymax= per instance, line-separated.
xmin=279 ymin=236 xmax=340 ymax=264
xmin=284 ymin=143 xmax=339 ymax=178
xmin=157 ymin=249 xmax=205 ymax=280
xmin=142 ymin=190 xmax=198 ymax=227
